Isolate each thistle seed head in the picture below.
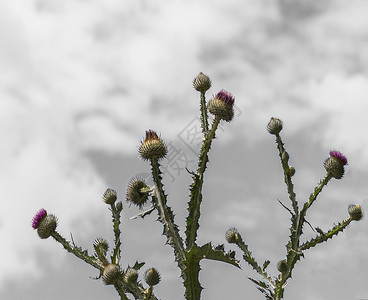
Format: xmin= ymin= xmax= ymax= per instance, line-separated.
xmin=348 ymin=204 xmax=363 ymax=221
xmin=225 ymin=227 xmax=240 ymax=244
xmin=193 ymin=72 xmax=212 ymax=93
xmin=324 ymin=151 xmax=348 ymax=179
xmin=267 ymin=117 xmax=283 ymax=135
xmin=124 ymin=268 xmax=139 ymax=284
xmin=139 ymin=130 xmax=167 ymax=161
xmin=102 ymin=264 xmax=121 ymax=285
xmin=144 ymin=268 xmax=161 ymax=286
xmin=207 ymin=89 xmax=235 ymax=122
xmin=37 ymin=214 xmax=58 ymax=239
xmin=103 ymin=188 xmax=117 ymax=205
xmin=126 ymin=177 xmax=150 ymax=209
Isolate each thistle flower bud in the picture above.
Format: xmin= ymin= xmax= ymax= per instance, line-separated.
xmin=207 ymin=89 xmax=235 ymax=122
xmin=32 ymin=208 xmax=47 ymax=229
xmin=144 ymin=268 xmax=161 ymax=286
xmin=37 ymin=215 xmax=58 ymax=239
xmin=124 ymin=268 xmax=139 ymax=283
xmin=277 ymin=260 xmax=287 ymax=273
xmin=193 ymin=72 xmax=212 ymax=93
xmin=103 ymin=188 xmax=117 ymax=205
xmin=139 ymin=130 xmax=167 ymax=161
xmin=288 ymin=166 xmax=295 ymax=176
xmin=348 ymin=204 xmax=362 ymax=221
xmin=93 ymin=237 xmax=109 ymax=255
xmin=126 ymin=177 xmax=150 ymax=209
xmin=102 ymin=264 xmax=121 ymax=285
xmin=116 ymin=201 xmax=123 ymax=212
xmin=225 ymin=227 xmax=240 ymax=244
xmin=267 ymin=117 xmax=283 ymax=135
xmin=324 ymin=150 xmax=348 ymax=179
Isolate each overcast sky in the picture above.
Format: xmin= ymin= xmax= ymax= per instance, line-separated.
xmin=1 ymin=0 xmax=368 ymax=299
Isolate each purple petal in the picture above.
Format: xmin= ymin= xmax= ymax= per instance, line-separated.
xmin=32 ymin=208 xmax=47 ymax=229
xmin=329 ymin=150 xmax=348 ymax=165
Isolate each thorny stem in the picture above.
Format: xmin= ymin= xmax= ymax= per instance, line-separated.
xmin=111 ymin=203 xmax=122 ymax=265
xmin=186 ymin=116 xmax=221 ymax=249
xmin=114 ymin=282 xmax=130 ymax=300
xmin=200 ymin=91 xmax=209 ymax=135
xmin=51 ymin=231 xmax=102 ymax=270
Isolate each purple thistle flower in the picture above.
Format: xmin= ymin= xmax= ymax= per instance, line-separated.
xmin=215 ymin=89 xmax=235 ymax=106
xmin=329 ymin=150 xmax=348 ymax=165
xmin=32 ymin=208 xmax=47 ymax=229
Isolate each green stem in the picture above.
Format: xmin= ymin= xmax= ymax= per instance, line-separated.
xmin=111 ymin=203 xmax=122 ymax=265
xmin=186 ymin=116 xmax=221 ymax=249
xmin=114 ymin=282 xmax=130 ymax=300
xmin=200 ymin=91 xmax=209 ymax=135
xmin=150 ymin=158 xmax=185 ymax=262
xmin=51 ymin=231 xmax=102 ymax=270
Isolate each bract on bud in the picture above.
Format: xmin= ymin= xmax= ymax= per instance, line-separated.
xmin=103 ymin=188 xmax=117 ymax=205
xmin=207 ymin=89 xmax=235 ymax=122
xmin=225 ymin=227 xmax=240 ymax=244
xmin=267 ymin=117 xmax=283 ymax=135
xmin=116 ymin=201 xmax=123 ymax=212
xmin=144 ymin=268 xmax=161 ymax=286
xmin=277 ymin=260 xmax=287 ymax=273
xmin=324 ymin=150 xmax=348 ymax=179
xmin=102 ymin=264 xmax=121 ymax=285
xmin=193 ymin=72 xmax=212 ymax=93
xmin=126 ymin=177 xmax=150 ymax=209
xmin=124 ymin=268 xmax=139 ymax=283
xmin=93 ymin=237 xmax=109 ymax=256
xmin=139 ymin=130 xmax=167 ymax=161
xmin=348 ymin=204 xmax=363 ymax=221
xmin=288 ymin=166 xmax=295 ymax=176
xmin=37 ymin=214 xmax=58 ymax=239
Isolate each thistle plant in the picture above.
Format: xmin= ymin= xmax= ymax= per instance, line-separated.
xmin=32 ymin=73 xmax=362 ymax=300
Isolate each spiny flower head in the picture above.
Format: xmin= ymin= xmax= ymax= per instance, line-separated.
xmin=103 ymin=188 xmax=117 ymax=205
xmin=32 ymin=208 xmax=47 ymax=229
xmin=144 ymin=268 xmax=161 ymax=286
xmin=138 ymin=130 xmax=167 ymax=161
xmin=32 ymin=209 xmax=58 ymax=239
xmin=267 ymin=117 xmax=283 ymax=135
xmin=329 ymin=150 xmax=348 ymax=166
xmin=348 ymin=204 xmax=363 ymax=221
xmin=126 ymin=177 xmax=151 ymax=209
xmin=102 ymin=264 xmax=121 ymax=285
xmin=207 ymin=89 xmax=235 ymax=122
xmin=225 ymin=227 xmax=240 ymax=244
xmin=324 ymin=150 xmax=348 ymax=179
xmin=193 ymin=72 xmax=212 ymax=93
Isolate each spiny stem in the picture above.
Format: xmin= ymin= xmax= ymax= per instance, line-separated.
xmin=200 ymin=91 xmax=209 ymax=135
xmin=111 ymin=203 xmax=122 ymax=265
xmin=186 ymin=116 xmax=221 ymax=249
xmin=51 ymin=231 xmax=102 ymax=270
xmin=150 ymin=158 xmax=185 ymax=262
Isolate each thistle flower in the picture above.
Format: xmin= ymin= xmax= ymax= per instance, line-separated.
xmin=193 ymin=72 xmax=212 ymax=93
xmin=103 ymin=188 xmax=117 ymax=205
xmin=124 ymin=268 xmax=139 ymax=283
xmin=267 ymin=117 xmax=283 ymax=135
xmin=32 ymin=208 xmax=47 ymax=229
xmin=207 ymin=89 xmax=235 ymax=122
xmin=144 ymin=268 xmax=161 ymax=286
xmin=102 ymin=264 xmax=121 ymax=285
xmin=139 ymin=130 xmax=167 ymax=161
xmin=126 ymin=177 xmax=151 ymax=209
xmin=348 ymin=204 xmax=363 ymax=221
xmin=324 ymin=150 xmax=348 ymax=179
xmin=225 ymin=227 xmax=240 ymax=244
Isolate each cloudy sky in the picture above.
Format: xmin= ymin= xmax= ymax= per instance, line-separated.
xmin=1 ymin=0 xmax=368 ymax=299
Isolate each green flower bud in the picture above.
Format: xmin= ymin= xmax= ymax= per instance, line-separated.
xmin=267 ymin=117 xmax=283 ymax=135
xmin=93 ymin=237 xmax=109 ymax=256
xmin=144 ymin=268 xmax=161 ymax=286
xmin=348 ymin=204 xmax=362 ymax=221
xmin=193 ymin=72 xmax=212 ymax=93
xmin=124 ymin=268 xmax=139 ymax=284
xmin=126 ymin=177 xmax=150 ymax=209
xmin=225 ymin=227 xmax=240 ymax=244
xmin=324 ymin=151 xmax=348 ymax=179
xmin=116 ymin=201 xmax=123 ymax=212
xmin=102 ymin=264 xmax=121 ymax=285
xmin=103 ymin=188 xmax=117 ymax=205
xmin=277 ymin=260 xmax=287 ymax=273
xmin=139 ymin=130 xmax=167 ymax=161
xmin=288 ymin=166 xmax=295 ymax=176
